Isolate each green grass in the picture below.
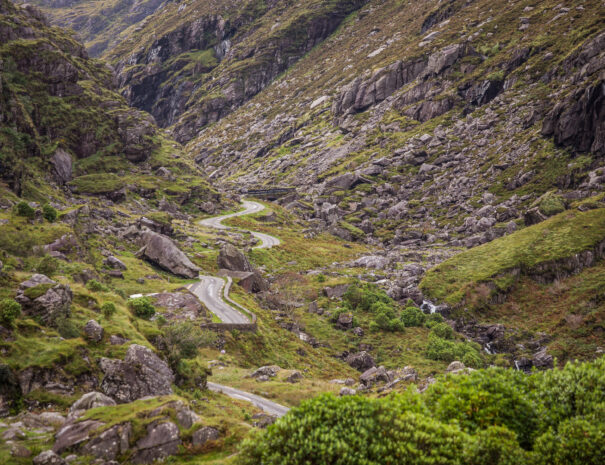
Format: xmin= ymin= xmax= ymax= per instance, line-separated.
xmin=421 ymin=208 xmax=605 ymax=306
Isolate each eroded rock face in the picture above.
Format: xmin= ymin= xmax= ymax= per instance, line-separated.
xmin=15 ymin=274 xmax=72 ymax=325
xmin=99 ymin=344 xmax=174 ymax=403
xmin=217 ymin=243 xmax=253 ymax=272
xmin=50 ymin=148 xmax=72 ymax=184
xmin=81 ymin=423 xmax=132 ymax=461
xmin=137 ymin=231 xmax=200 ymax=278
xmin=132 ymin=421 xmax=181 ymax=464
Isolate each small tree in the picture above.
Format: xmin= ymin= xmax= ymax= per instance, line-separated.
xmin=101 ymin=302 xmax=117 ymax=319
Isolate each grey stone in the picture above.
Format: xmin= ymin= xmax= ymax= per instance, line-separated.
xmin=84 ymin=320 xmax=104 ymax=343
xmin=51 ymin=148 xmax=72 ymax=184
xmin=33 ymin=450 xmax=66 ymax=465
xmin=192 ymin=426 xmax=220 ymax=446
xmin=137 ymin=231 xmax=200 ymax=279
xmin=345 ymin=351 xmax=375 ymax=372
xmin=133 ymin=421 xmax=180 ymax=464
xmin=103 ymin=256 xmax=127 ymax=270
xmin=217 ymin=243 xmax=253 ymax=272
xmin=99 ymin=344 xmax=174 ymax=403
xmin=15 ymin=274 xmax=72 ymax=326
xmin=69 ymin=392 xmax=116 ymax=414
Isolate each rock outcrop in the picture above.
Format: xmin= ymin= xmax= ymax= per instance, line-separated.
xmin=137 ymin=231 xmax=200 ymax=279
xmin=99 ymin=344 xmax=175 ymax=403
xmin=15 ymin=274 xmax=72 ymax=325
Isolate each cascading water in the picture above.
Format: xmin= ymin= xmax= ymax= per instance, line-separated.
xmin=420 ymin=300 xmax=437 ymax=314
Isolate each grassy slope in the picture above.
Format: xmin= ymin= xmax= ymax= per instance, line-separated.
xmin=420 ymin=207 xmax=605 ymax=306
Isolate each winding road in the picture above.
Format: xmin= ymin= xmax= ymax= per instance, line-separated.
xmin=207 ymin=382 xmax=290 ymax=417
xmin=193 ymin=200 xmax=289 ymax=417
xmin=190 ymin=200 xmax=280 ymax=324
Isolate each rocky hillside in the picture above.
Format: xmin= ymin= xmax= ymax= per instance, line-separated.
xmin=0 ymin=0 xmax=603 ymax=464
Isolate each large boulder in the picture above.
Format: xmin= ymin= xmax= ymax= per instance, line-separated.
xmin=15 ymin=274 xmax=72 ymax=325
xmin=132 ymin=421 xmax=181 ymax=464
xmin=217 ymin=243 xmax=252 ymax=272
xmin=50 ymin=148 xmax=72 ymax=184
xmin=345 ymin=351 xmax=375 ymax=372
xmin=137 ymin=231 xmax=200 ymax=278
xmin=80 ymin=423 xmax=132 ymax=461
xmin=33 ymin=450 xmax=66 ymax=465
xmin=99 ymin=344 xmax=175 ymax=403
xmin=249 ymin=365 xmax=281 ymax=379
xmin=151 ymin=292 xmax=203 ymax=320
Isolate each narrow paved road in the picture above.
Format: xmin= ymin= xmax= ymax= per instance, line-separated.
xmin=199 ymin=200 xmax=280 ymax=249
xmin=196 ymin=200 xmax=289 ymax=417
xmin=189 ymin=277 xmax=249 ymax=324
xmin=207 ymin=382 xmax=290 ymax=417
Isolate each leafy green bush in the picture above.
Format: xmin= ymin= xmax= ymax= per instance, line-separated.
xmin=531 ymin=418 xmax=605 ymax=465
xmin=342 ymin=283 xmax=391 ymax=312
xmin=15 ymin=201 xmax=35 ymax=219
xmin=128 ymin=297 xmax=155 ymax=320
xmin=37 ymin=256 xmax=58 ymax=276
xmin=371 ymin=301 xmax=404 ymax=332
xmin=401 ymin=306 xmax=426 ymax=327
xmin=425 ymin=334 xmax=484 ymax=367
xmin=464 ymin=426 xmax=528 ymax=465
xmin=86 ymin=279 xmax=109 ymax=292
xmin=0 ymin=299 xmax=21 ymax=327
xmin=237 ymin=357 xmax=605 ymax=464
xmin=42 ymin=204 xmax=57 ymax=222
xmin=101 ymin=302 xmax=117 ymax=319
xmin=424 ymin=312 xmax=444 ymax=328
xmin=424 ymin=368 xmax=537 ymax=448
xmin=430 ymin=322 xmax=454 ymax=339
xmin=238 ymin=394 xmax=468 ymax=465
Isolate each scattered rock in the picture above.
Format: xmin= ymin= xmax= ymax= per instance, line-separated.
xmin=339 ymin=387 xmax=356 ymax=396
xmin=250 ymin=365 xmax=281 ymax=379
xmin=33 ymin=450 xmax=66 ymax=465
xmin=323 ymin=284 xmax=350 ymax=299
xmin=69 ymin=392 xmax=116 ymax=415
xmin=286 ymin=371 xmax=303 ymax=383
xmin=84 ymin=319 xmax=104 ymax=342
xmin=103 ymin=256 xmax=127 ymax=270
xmin=345 ymin=351 xmax=375 ymax=372
xmin=192 ymin=426 xmax=220 ymax=446
xmin=335 ymin=312 xmax=354 ymax=330
xmin=252 ymin=413 xmax=277 ymax=428
xmin=99 ymin=344 xmax=175 ymax=403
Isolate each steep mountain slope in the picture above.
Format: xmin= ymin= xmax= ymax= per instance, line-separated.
xmin=19 ymin=0 xmax=169 ymax=56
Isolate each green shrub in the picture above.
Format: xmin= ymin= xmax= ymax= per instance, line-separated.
xmin=372 ymin=301 xmax=404 ymax=332
xmin=426 ymin=334 xmax=484 ymax=367
xmin=162 ymin=322 xmax=216 ymax=381
xmin=430 ymin=322 xmax=454 ymax=339
xmin=424 ymin=368 xmax=538 ymax=448
xmin=401 ymin=306 xmax=426 ymax=327
xmin=55 ymin=316 xmax=81 ymax=338
xmin=15 ymin=201 xmax=35 ymax=219
xmin=343 ymin=283 xmax=391 ymax=312
xmin=128 ymin=297 xmax=155 ymax=319
xmin=86 ymin=279 xmax=109 ymax=292
xmin=42 ymin=204 xmax=57 ymax=222
xmin=101 ymin=302 xmax=117 ymax=319
xmin=531 ymin=418 xmax=605 ymax=465
xmin=238 ymin=394 xmax=468 ymax=465
xmin=37 ymin=256 xmax=58 ymax=276
xmin=464 ymin=426 xmax=528 ymax=465
xmin=425 ymin=312 xmax=444 ymax=328
xmin=538 ymin=192 xmax=565 ymax=217
xmin=316 ymin=273 xmax=326 ymax=283
xmin=0 ymin=299 xmax=21 ymax=327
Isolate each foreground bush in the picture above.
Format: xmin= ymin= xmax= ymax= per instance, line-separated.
xmin=237 ymin=357 xmax=605 ymax=465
